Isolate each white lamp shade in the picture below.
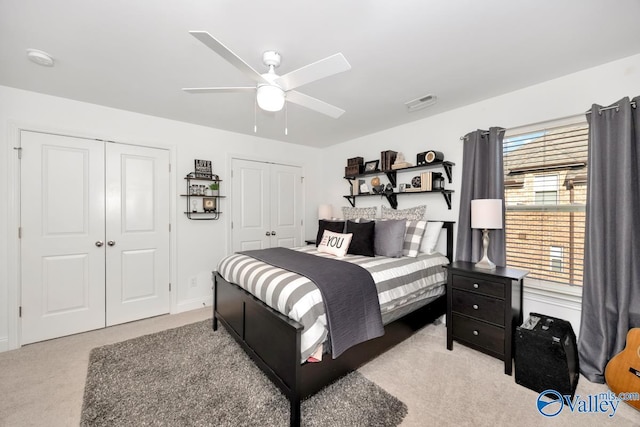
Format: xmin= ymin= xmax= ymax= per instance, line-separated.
xmin=256 ymin=85 xmax=285 ymax=112
xmin=471 ymin=199 xmax=503 ymax=229
xmin=318 ymin=204 xmax=333 ymax=220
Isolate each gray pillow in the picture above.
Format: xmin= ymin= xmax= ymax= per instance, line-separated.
xmin=374 ymin=219 xmax=406 ymax=257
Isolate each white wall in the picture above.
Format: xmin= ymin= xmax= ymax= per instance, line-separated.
xmin=3 ymin=53 xmax=639 ymax=350
xmin=0 ymin=85 xmax=323 ymax=351
xmin=321 ymin=53 xmax=640 ymax=336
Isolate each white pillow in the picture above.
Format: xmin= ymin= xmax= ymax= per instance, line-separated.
xmin=317 ymin=230 xmax=353 ymax=257
xmin=420 ymin=221 xmax=445 ymax=254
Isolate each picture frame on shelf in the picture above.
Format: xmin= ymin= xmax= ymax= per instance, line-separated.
xmin=203 ymin=197 xmax=217 ymax=212
xmin=364 ymin=160 xmax=379 ymax=172
xmin=194 ymin=159 xmax=212 ymax=179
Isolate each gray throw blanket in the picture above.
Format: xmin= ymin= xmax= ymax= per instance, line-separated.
xmin=239 ymin=247 xmax=384 ymax=358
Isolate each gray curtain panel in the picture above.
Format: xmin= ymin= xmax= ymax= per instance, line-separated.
xmin=455 ymin=127 xmax=506 ymax=266
xmin=578 ymin=96 xmax=640 ymax=383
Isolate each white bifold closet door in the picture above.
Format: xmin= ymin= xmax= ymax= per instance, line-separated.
xmin=231 ymin=158 xmax=302 ymax=253
xmin=20 ymin=131 xmax=170 ymax=345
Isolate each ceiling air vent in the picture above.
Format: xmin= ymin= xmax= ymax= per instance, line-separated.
xmin=405 ymin=94 xmax=437 ymax=112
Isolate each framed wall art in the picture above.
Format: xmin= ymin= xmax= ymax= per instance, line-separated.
xmin=364 ymin=160 xmax=379 ymax=172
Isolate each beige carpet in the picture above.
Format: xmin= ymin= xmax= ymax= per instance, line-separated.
xmin=0 ymin=308 xmax=638 ymax=426
xmin=359 ymin=322 xmax=640 ymax=426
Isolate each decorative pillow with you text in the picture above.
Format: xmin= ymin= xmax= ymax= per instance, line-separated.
xmin=317 ymin=230 xmax=353 ymax=257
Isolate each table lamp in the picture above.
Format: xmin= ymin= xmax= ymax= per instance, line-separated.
xmin=318 ymin=204 xmax=333 ymax=220
xmin=471 ymin=199 xmax=503 ymax=270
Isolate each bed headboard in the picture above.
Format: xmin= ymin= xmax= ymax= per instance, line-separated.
xmin=437 ymin=221 xmax=455 ymax=263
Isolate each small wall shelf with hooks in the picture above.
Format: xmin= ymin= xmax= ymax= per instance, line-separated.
xmin=343 ymin=161 xmax=455 ymax=210
xmin=181 ymin=173 xmax=225 ymax=220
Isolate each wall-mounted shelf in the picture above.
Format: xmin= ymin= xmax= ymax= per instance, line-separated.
xmin=343 ymin=161 xmax=455 ymax=210
xmin=182 ymin=174 xmax=224 ymax=220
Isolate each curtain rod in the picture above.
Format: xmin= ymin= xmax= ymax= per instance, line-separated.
xmin=460 ymin=101 xmax=637 ymax=141
xmin=459 ymin=128 xmax=505 ymax=141
xmin=585 ymin=100 xmax=637 ymax=115
xmin=459 ymin=100 xmax=638 ymax=140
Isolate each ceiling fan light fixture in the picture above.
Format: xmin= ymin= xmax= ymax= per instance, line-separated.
xmin=256 ymin=84 xmax=285 ymax=112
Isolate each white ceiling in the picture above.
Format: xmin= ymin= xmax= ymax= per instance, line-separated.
xmin=2 ymin=1 xmax=640 ymax=147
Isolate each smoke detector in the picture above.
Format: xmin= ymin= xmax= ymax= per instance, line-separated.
xmin=26 ymin=49 xmax=55 ymax=67
xmin=405 ymin=94 xmax=437 ymax=112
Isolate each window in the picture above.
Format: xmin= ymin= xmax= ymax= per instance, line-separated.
xmin=533 ymin=175 xmax=558 ymax=205
xmin=503 ymin=121 xmax=588 ymax=287
xmin=550 ymin=246 xmax=563 ymax=272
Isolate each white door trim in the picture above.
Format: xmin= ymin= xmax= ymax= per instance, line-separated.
xmin=5 ymin=121 xmax=177 ymax=350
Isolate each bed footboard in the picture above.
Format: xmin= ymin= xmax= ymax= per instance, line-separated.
xmin=213 ymin=271 xmax=446 ymax=427
xmin=213 ymin=272 xmax=303 ymax=426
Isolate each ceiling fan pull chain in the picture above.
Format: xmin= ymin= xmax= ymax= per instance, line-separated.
xmin=285 ymin=102 xmax=288 ymax=136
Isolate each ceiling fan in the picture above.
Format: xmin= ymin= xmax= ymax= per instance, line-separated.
xmin=182 ymin=31 xmax=351 ymax=118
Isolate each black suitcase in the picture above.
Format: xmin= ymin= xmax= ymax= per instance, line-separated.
xmin=515 ymin=313 xmax=579 ymax=398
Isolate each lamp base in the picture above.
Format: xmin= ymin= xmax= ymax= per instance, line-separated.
xmin=475 ymin=256 xmax=496 ymax=270
xmin=475 ymin=228 xmax=496 ymax=270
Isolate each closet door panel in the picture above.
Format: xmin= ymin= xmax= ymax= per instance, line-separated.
xmin=105 ymin=143 xmax=170 ymax=326
xmin=20 ymin=131 xmax=106 ymax=344
xmin=231 ymin=159 xmax=271 ymax=252
xmin=270 ymin=164 xmax=302 ymax=248
xmin=231 ymin=159 xmax=303 ymax=252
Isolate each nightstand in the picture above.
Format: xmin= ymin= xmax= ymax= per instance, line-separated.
xmin=304 ymin=239 xmax=316 ymax=245
xmin=446 ymin=261 xmax=528 ymax=375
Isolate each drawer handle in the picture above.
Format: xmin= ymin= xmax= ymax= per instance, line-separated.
xmin=473 ymin=304 xmax=479 ymax=310
xmin=473 ymin=330 xmax=479 ymax=336
xmin=473 ymin=283 xmax=479 ymax=289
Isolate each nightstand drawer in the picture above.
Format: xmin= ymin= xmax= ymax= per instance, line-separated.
xmin=451 ymin=274 xmax=505 ymax=298
xmin=451 ymin=290 xmax=505 ymax=326
xmin=452 ymin=314 xmax=504 ymax=355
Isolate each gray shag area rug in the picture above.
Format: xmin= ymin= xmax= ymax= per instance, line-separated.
xmin=81 ymin=320 xmax=407 ymax=426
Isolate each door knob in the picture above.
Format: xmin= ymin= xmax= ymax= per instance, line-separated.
xmin=95 ymin=241 xmax=104 ymax=247
xmin=266 ymin=232 xmax=271 ymax=236
xmin=271 ymin=231 xmax=276 ymax=236
xmin=107 ymin=240 xmax=116 ymax=246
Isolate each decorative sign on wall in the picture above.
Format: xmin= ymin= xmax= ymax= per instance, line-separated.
xmin=194 ymin=159 xmax=212 ymax=178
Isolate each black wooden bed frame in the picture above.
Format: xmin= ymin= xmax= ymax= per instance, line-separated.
xmin=212 ymin=221 xmax=454 ymax=426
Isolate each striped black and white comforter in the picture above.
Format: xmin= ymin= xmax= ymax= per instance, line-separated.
xmin=217 ymin=246 xmax=449 ymax=362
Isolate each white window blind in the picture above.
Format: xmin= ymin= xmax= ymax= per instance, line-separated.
xmin=503 ymin=121 xmax=588 ymax=286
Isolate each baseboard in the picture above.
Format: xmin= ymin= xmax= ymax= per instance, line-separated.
xmin=0 ymin=337 xmax=8 ymax=353
xmin=175 ymin=295 xmax=213 ymax=313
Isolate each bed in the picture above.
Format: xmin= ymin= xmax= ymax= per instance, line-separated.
xmin=212 ymin=221 xmax=454 ymax=426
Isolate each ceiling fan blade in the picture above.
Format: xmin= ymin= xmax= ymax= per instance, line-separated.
xmin=189 ymin=31 xmax=269 ymax=85
xmin=286 ymin=91 xmax=345 ymax=118
xmin=182 ymin=87 xmax=255 ymax=94
xmin=275 ymin=53 xmax=351 ymax=91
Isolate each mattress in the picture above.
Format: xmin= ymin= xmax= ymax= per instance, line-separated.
xmin=217 ymin=246 xmax=449 ymax=362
